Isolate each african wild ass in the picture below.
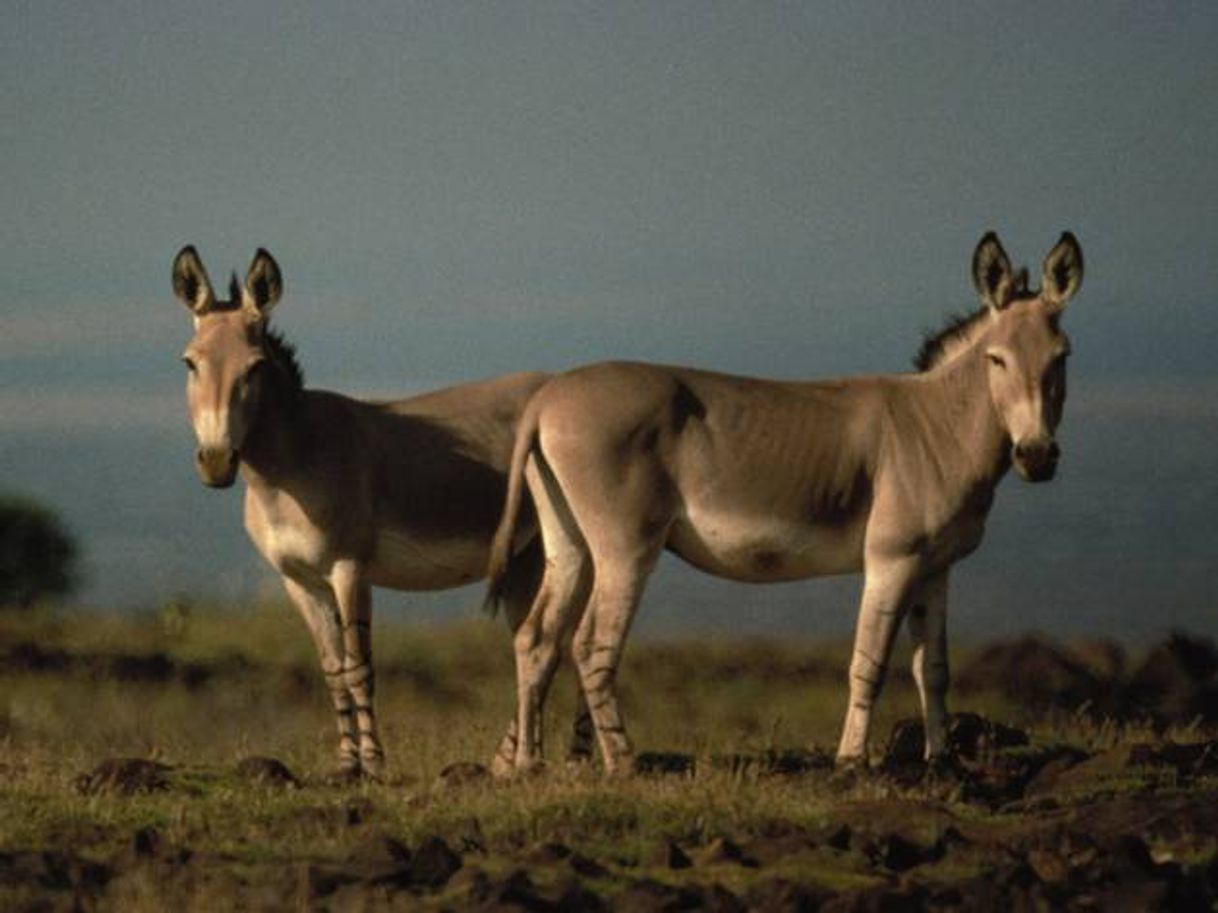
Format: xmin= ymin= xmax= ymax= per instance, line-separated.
xmin=172 ymin=246 xmax=590 ymax=778
xmin=486 ymin=232 xmax=1083 ymax=774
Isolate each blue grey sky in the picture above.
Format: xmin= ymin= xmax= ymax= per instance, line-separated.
xmin=3 ymin=2 xmax=1216 ymax=639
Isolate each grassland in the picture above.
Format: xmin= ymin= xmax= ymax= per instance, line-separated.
xmin=2 ymin=604 xmax=1216 ymax=910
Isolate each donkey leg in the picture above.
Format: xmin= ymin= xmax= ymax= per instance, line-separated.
xmin=330 ymin=559 xmax=383 ymax=780
xmin=571 ymin=548 xmax=660 ymax=777
xmin=282 ymin=575 xmax=360 ymax=776
xmin=907 ymin=570 xmax=950 ymax=760
xmin=837 ymin=557 xmax=922 ymax=764
xmin=510 ymin=459 xmax=590 ymax=775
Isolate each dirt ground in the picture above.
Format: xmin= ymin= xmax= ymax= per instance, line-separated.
xmin=2 ymin=610 xmax=1217 ymax=911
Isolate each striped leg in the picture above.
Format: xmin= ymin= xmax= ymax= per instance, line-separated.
xmin=907 ymin=570 xmax=950 ymax=760
xmin=510 ymin=457 xmax=591 ymax=774
xmin=282 ymin=575 xmax=360 ymax=776
xmin=494 ymin=535 xmax=593 ymax=776
xmin=572 ymin=549 xmax=660 ymax=776
xmin=837 ymin=557 xmax=922 ymax=764
xmin=331 ymin=559 xmax=383 ymax=779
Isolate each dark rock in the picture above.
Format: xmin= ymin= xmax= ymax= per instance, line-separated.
xmin=743 ymin=877 xmax=829 ymax=913
xmin=435 ymin=760 xmax=491 ymax=789
xmin=870 ymin=833 xmax=934 ymax=872
xmin=524 ymin=841 xmax=571 ymax=865
xmin=696 ymin=836 xmax=756 ymax=867
xmin=1129 ymin=740 xmax=1218 ymax=775
xmin=408 ymin=835 xmax=462 ymax=889
xmin=740 ymin=833 xmax=817 ymax=867
xmin=650 ymin=838 xmax=692 ymax=870
xmin=635 ymin=751 xmax=695 ymax=776
xmin=234 ymin=755 xmax=300 ymax=789
xmin=826 ymin=824 xmax=853 ymax=850
xmin=612 ymin=878 xmax=710 ymax=913
xmin=569 ymin=851 xmax=611 ymax=879
xmin=74 ymin=757 xmax=172 ymax=795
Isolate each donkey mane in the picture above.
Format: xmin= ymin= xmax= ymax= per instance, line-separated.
xmin=914 ymin=268 xmax=1033 ymax=372
xmin=215 ymin=273 xmax=304 ymax=390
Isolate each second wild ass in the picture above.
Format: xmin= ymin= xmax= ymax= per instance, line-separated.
xmin=172 ymin=246 xmax=592 ymax=779
xmin=487 ymin=232 xmax=1083 ymax=774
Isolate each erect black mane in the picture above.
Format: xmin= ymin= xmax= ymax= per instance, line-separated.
xmin=913 ymin=268 xmax=1033 ymax=372
xmin=912 ymin=307 xmax=990 ymax=372
xmin=263 ymin=325 xmax=304 ymax=391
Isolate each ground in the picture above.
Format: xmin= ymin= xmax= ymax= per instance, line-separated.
xmin=2 ymin=605 xmax=1216 ymax=911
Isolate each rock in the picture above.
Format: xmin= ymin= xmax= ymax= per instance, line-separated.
xmin=695 ymin=836 xmax=756 ymax=867
xmin=74 ymin=758 xmax=172 ymax=796
xmin=635 ymin=751 xmax=695 ymax=776
xmin=408 ymin=835 xmax=462 ymax=889
xmin=434 ymin=761 xmax=491 ymax=789
xmin=234 ymin=756 xmax=300 ymax=789
xmin=1128 ymin=740 xmax=1218 ymax=776
xmin=650 ymin=838 xmax=692 ymax=870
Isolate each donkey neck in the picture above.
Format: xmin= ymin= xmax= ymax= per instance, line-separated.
xmin=914 ymin=340 xmax=1011 ymax=493
xmin=238 ymin=367 xmax=308 ymax=489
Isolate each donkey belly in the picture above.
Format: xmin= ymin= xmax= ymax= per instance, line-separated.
xmin=366 ymin=528 xmax=489 ymax=591
xmin=668 ymin=506 xmax=865 ymax=582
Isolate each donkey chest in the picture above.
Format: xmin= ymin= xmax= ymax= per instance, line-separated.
xmin=245 ymin=501 xmax=332 ymax=576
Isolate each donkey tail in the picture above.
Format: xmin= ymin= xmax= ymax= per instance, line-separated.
xmin=483 ymin=396 xmax=542 ymax=615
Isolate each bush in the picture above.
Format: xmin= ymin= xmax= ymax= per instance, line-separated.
xmin=0 ymin=495 xmax=78 ymax=608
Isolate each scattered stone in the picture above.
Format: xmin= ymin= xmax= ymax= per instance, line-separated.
xmin=825 ymin=824 xmax=853 ymax=851
xmin=435 ymin=760 xmax=491 ymax=789
xmin=74 ymin=758 xmax=172 ymax=796
xmin=696 ymin=836 xmax=757 ymax=868
xmin=739 ymin=833 xmax=817 ymax=867
xmin=568 ymin=851 xmax=610 ymax=880
xmin=234 ymin=755 xmax=300 ymax=789
xmin=743 ymin=877 xmax=832 ymax=913
xmin=613 ymin=878 xmax=707 ymax=913
xmin=635 ymin=751 xmax=696 ymax=776
xmin=524 ymin=841 xmax=571 ymax=865
xmin=651 ymin=838 xmax=692 ymax=870
xmin=1128 ymin=740 xmax=1218 ymax=776
xmin=408 ymin=835 xmax=462 ymax=889
xmin=869 ymin=832 xmax=936 ymax=872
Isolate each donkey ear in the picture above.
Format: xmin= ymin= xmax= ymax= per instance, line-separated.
xmin=242 ymin=248 xmax=283 ymax=316
xmin=971 ymin=231 xmax=1015 ymax=311
xmin=1041 ymin=232 xmax=1083 ymax=309
xmin=172 ymin=245 xmax=216 ymax=315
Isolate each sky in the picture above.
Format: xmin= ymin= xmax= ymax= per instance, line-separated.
xmin=2 ymin=2 xmax=1217 ymax=641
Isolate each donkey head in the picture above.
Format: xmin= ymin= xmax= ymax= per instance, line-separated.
xmin=172 ymin=246 xmax=283 ymax=487
xmin=972 ymin=231 xmax=1083 ymax=482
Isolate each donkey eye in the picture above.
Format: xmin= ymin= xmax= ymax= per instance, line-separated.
xmin=182 ymin=356 xmax=197 ymax=374
xmin=986 ymin=353 xmax=1007 ymax=369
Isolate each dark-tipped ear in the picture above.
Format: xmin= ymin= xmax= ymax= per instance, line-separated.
xmin=172 ymin=245 xmax=216 ymax=316
xmin=971 ymin=231 xmax=1015 ymax=311
xmin=1041 ymin=232 xmax=1083 ymax=309
xmin=242 ymin=248 xmax=283 ymax=317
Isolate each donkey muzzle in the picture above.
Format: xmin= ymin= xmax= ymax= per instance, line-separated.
xmin=1013 ymin=439 xmax=1060 ymax=483
xmin=196 ymin=446 xmax=239 ymax=488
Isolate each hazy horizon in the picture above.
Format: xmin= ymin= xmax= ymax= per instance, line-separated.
xmin=4 ymin=2 xmax=1217 ymax=641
